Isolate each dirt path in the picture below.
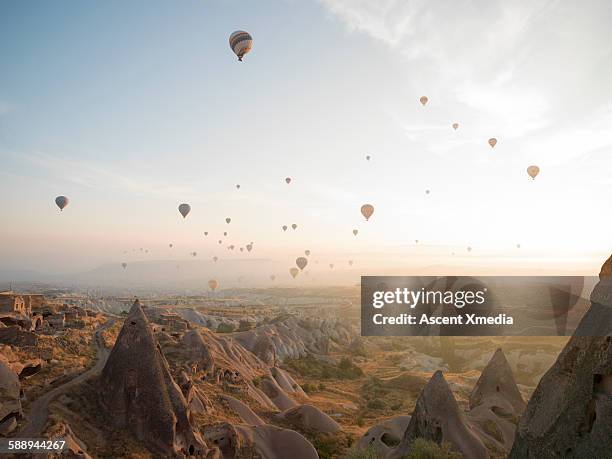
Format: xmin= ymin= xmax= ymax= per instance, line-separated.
xmin=18 ymin=318 xmax=116 ymax=437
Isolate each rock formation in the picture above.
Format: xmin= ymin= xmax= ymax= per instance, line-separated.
xmin=99 ymin=300 xmax=214 ymax=457
xmin=509 ymin=255 xmax=612 ymax=458
xmin=470 ymin=348 xmax=525 ymax=414
xmin=390 ymin=370 xmax=489 ymax=459
xmin=203 ymin=422 xmax=318 ymax=459
xmin=181 ymin=328 xmax=267 ymax=382
xmin=275 ymin=404 xmax=341 ymax=434
xmin=468 ymin=348 xmax=525 ymax=454
xmin=260 ymin=374 xmax=298 ymax=411
xmin=0 ymin=355 xmax=22 ymax=435
xmin=356 ymin=415 xmax=412 ymax=457
xmin=222 ymin=395 xmax=265 ymax=426
xmin=233 ymin=315 xmax=354 ymax=362
xmin=271 ymin=366 xmax=307 ymax=398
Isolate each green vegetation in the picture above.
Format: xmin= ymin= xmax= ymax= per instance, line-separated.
xmin=237 ymin=320 xmax=252 ymax=331
xmin=345 ymin=440 xmax=462 ymax=459
xmin=308 ymin=432 xmax=354 ymax=459
xmin=366 ymin=398 xmax=386 ymax=410
xmin=346 ymin=445 xmax=383 ymax=459
xmin=285 ymin=355 xmax=364 ymax=380
xmin=361 ymin=376 xmax=388 ymax=400
xmin=216 ymin=323 xmax=235 ymax=333
xmin=302 ymin=382 xmax=318 ymax=394
xmin=404 ymin=439 xmax=462 ymax=459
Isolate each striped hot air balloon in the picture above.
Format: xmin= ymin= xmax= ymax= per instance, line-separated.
xmin=229 ymin=30 xmax=253 ymax=61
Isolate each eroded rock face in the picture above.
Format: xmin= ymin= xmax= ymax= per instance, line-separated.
xmin=0 ymin=356 xmax=22 ymax=435
xmin=275 ymin=404 xmax=341 ymax=434
xmin=43 ymin=422 xmax=92 ymax=459
xmin=233 ymin=315 xmax=355 ymax=362
xmin=468 ymin=349 xmax=525 ymax=454
xmin=203 ymin=422 xmax=318 ymax=459
xmin=470 ymin=348 xmax=525 ymax=414
xmin=509 ymin=256 xmax=612 ymax=458
xmin=260 ymin=374 xmax=298 ymax=411
xmin=356 ymin=416 xmax=411 ymax=457
xmin=390 ymin=371 xmax=489 ymax=459
xmin=99 ymin=300 xmax=213 ymax=457
xmin=181 ymin=328 xmax=267 ymax=382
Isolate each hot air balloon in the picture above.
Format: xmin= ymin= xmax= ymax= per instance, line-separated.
xmin=290 ymin=267 xmax=299 ymax=279
xmin=178 ymin=203 xmax=191 ymax=218
xmin=467 ymin=246 xmax=472 ymax=252
xmin=329 ymin=263 xmax=334 ymax=269
xmin=452 ymin=123 xmax=459 ymax=130
xmin=285 ymin=177 xmax=291 ymax=184
xmin=213 ymin=256 xmax=218 ymax=262
xmin=169 ymin=243 xmax=173 ymax=248
xmin=366 ymin=155 xmax=371 ymax=161
xmin=296 ymin=257 xmax=308 ymax=270
xmin=193 ymin=251 xmax=198 ymax=257
xmin=419 ymin=96 xmax=428 ymax=106
xmin=517 ymin=244 xmax=521 ymax=249
xmin=291 ymin=224 xmax=297 ymax=230
xmin=224 ymin=232 xmax=228 ymax=236
xmin=208 ymin=279 xmax=219 ymax=291
xmin=226 ymin=218 xmax=231 ymax=224
xmin=121 ymin=263 xmax=127 ymax=269
xmin=415 ymin=240 xmax=419 ymax=244
xmin=204 ymin=232 xmax=208 ymax=236
xmin=218 ymin=240 xmax=222 ymax=244
xmin=488 ymin=138 xmax=497 ymax=148
xmin=353 ymin=229 xmax=358 ymax=236
xmin=229 ymin=30 xmax=253 ymax=61
xmin=361 ymin=204 xmax=374 ymax=221
xmin=425 ymin=189 xmax=430 ymax=195
xmin=55 ymin=196 xmax=69 ymax=211
xmin=305 ymin=250 xmax=310 ymax=256
xmin=270 ymin=275 xmax=276 ymax=281
xmin=527 ymin=165 xmax=540 ymax=180
xmin=282 ymin=225 xmax=288 ymax=232
xmin=246 ymin=244 xmax=253 ymax=252
xmin=348 ymin=260 xmax=354 ymax=266
xmin=236 ymin=184 xmax=241 ymax=190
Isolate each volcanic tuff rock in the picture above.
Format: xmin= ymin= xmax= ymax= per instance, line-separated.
xmin=0 ymin=355 xmax=22 ymax=435
xmin=233 ymin=315 xmax=354 ymax=362
xmin=221 ymin=395 xmax=266 ymax=426
xmin=271 ymin=366 xmax=307 ymax=397
xmin=509 ymin=255 xmax=612 ymax=458
xmin=260 ymin=374 xmax=298 ymax=411
xmin=181 ymin=328 xmax=268 ymax=382
xmin=470 ymin=348 xmax=525 ymax=414
xmin=390 ymin=370 xmax=489 ymax=459
xmin=275 ymin=404 xmax=341 ymax=434
xmin=99 ymin=300 xmax=214 ymax=457
xmin=356 ymin=416 xmax=412 ymax=457
xmin=468 ymin=349 xmax=525 ymax=453
xmin=204 ymin=422 xmax=318 ymax=459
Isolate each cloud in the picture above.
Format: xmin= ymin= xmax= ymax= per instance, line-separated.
xmin=319 ymin=0 xmax=612 ymax=161
xmin=0 ymin=102 xmax=13 ymax=116
xmin=21 ymin=152 xmax=196 ymax=200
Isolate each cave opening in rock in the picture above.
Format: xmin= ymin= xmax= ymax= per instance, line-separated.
xmin=381 ymin=433 xmax=401 ymax=447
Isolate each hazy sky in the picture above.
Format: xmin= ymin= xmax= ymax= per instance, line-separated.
xmin=1 ymin=0 xmax=611 ymax=276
